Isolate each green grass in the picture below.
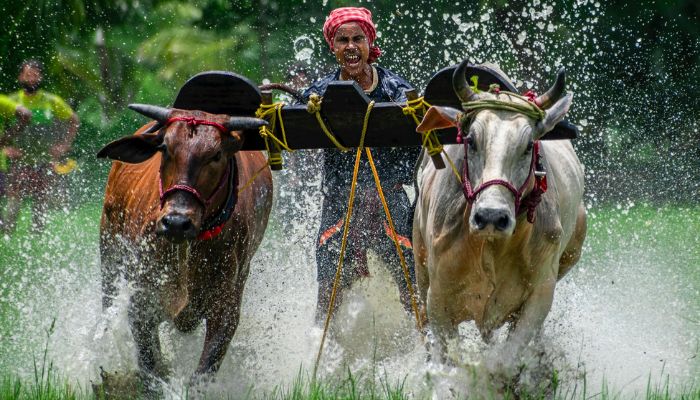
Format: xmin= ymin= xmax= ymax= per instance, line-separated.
xmin=1 ymin=368 xmax=698 ymax=400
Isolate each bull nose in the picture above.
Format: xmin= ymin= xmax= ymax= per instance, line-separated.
xmin=157 ymin=213 xmax=196 ymax=241
xmin=473 ymin=207 xmax=512 ymax=232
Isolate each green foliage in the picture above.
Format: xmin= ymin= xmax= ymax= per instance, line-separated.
xmin=0 ymin=0 xmax=698 ymax=204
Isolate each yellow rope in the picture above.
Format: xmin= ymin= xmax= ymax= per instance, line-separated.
xmin=443 ymin=151 xmax=462 ymax=183
xmin=365 ymin=147 xmax=423 ymax=333
xmin=256 ymin=102 xmax=293 ymax=169
xmin=236 ymin=161 xmax=271 ymax=194
xmin=306 ymin=94 xmax=351 ymax=152
xmin=313 ymin=101 xmax=374 ymax=379
xmin=403 ymin=97 xmax=443 ymax=157
xmin=402 ymin=97 xmax=462 ymax=183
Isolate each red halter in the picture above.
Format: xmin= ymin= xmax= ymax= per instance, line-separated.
xmin=459 ymin=127 xmax=547 ymax=223
xmin=165 ymin=116 xmax=229 ymax=135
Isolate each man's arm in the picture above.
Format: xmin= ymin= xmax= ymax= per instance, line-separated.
xmin=50 ymin=113 xmax=79 ymax=159
xmin=1 ymin=106 xmax=31 ymax=153
xmin=48 ymin=95 xmax=80 ymax=159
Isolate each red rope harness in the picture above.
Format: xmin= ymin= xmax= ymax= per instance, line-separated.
xmin=459 ymin=127 xmax=547 ymax=223
xmin=158 ymin=163 xmax=230 ymax=210
xmin=165 ymin=116 xmax=228 ymax=135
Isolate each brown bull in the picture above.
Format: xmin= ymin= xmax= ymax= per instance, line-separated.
xmin=97 ymin=105 xmax=272 ymax=390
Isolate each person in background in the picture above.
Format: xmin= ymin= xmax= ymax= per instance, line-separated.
xmin=0 ymin=59 xmax=80 ymax=234
xmin=300 ymin=7 xmax=421 ymax=323
xmin=0 ymin=95 xmax=31 ymax=199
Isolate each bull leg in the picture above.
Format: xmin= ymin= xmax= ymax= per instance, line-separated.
xmin=127 ymin=294 xmax=167 ymax=395
xmin=558 ymin=203 xmax=587 ymax=279
xmin=504 ymin=276 xmax=556 ymax=364
xmin=173 ymin=303 xmax=201 ymax=333
xmin=192 ymin=296 xmax=240 ymax=383
xmin=412 ymin=227 xmax=429 ymax=328
xmin=425 ymin=289 xmax=459 ymax=364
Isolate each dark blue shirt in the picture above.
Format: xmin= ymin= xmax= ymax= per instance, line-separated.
xmin=300 ymin=66 xmax=421 ymax=192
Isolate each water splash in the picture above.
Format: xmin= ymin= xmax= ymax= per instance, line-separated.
xmin=1 ymin=0 xmax=699 ymax=397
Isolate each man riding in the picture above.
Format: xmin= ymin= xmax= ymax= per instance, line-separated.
xmin=0 ymin=59 xmax=80 ymax=234
xmin=300 ymin=7 xmax=420 ymax=323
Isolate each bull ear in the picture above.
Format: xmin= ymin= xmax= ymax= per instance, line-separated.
xmin=416 ymin=106 xmax=462 ymax=133
xmin=535 ymin=93 xmax=573 ymax=140
xmin=97 ymin=133 xmax=164 ymax=163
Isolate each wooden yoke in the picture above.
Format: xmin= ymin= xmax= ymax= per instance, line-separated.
xmin=160 ymin=68 xmax=578 ymax=154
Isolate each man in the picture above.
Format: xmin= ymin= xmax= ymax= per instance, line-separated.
xmin=301 ymin=7 xmax=420 ymax=323
xmin=0 ymin=60 xmax=80 ymax=234
xmin=0 ymin=95 xmax=31 ymax=198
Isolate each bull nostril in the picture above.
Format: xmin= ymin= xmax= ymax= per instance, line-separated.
xmin=160 ymin=214 xmax=195 ymax=237
xmin=161 ymin=215 xmax=173 ymax=230
xmin=495 ymin=215 xmax=510 ymax=231
xmin=473 ymin=207 xmax=511 ymax=232
xmin=181 ymin=219 xmax=193 ymax=232
xmin=474 ymin=212 xmax=486 ymax=230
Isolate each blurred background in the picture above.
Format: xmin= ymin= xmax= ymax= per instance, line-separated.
xmin=0 ymin=0 xmax=697 ymax=204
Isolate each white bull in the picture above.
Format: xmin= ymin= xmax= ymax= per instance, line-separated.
xmin=413 ymin=60 xmax=587 ymax=360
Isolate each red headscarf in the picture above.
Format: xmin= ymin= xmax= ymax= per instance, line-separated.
xmin=322 ymin=7 xmax=382 ymax=64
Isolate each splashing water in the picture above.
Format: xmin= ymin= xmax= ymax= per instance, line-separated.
xmin=1 ymin=0 xmax=699 ymax=397
xmin=1 ymin=163 xmax=698 ymax=398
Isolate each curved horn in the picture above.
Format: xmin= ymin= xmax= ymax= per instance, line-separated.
xmin=225 ymin=117 xmax=269 ymax=131
xmin=535 ymin=68 xmax=566 ymax=109
xmin=453 ymin=59 xmax=477 ymax=103
xmin=128 ymin=104 xmax=171 ymax=122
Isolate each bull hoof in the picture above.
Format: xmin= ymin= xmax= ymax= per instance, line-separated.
xmin=92 ymin=367 xmax=143 ymax=400
xmin=92 ymin=367 xmax=165 ymax=400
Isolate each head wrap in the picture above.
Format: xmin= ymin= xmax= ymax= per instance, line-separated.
xmin=322 ymin=7 xmax=382 ymax=64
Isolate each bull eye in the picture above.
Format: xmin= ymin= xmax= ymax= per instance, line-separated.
xmin=466 ymin=135 xmax=477 ymax=151
xmin=157 ymin=144 xmax=169 ymax=159
xmin=525 ymin=140 xmax=534 ymax=154
xmin=212 ymin=151 xmax=222 ymax=163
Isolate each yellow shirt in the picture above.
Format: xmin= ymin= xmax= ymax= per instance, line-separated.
xmin=9 ymin=90 xmax=74 ymax=165
xmin=0 ymin=94 xmax=20 ymax=172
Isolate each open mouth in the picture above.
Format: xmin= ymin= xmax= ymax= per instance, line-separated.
xmin=344 ymin=52 xmax=361 ymax=66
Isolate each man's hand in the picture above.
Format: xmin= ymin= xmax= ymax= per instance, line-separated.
xmin=50 ymin=143 xmax=71 ymax=159
xmin=15 ymin=106 xmax=31 ymax=124
xmin=3 ymin=147 xmax=22 ymax=159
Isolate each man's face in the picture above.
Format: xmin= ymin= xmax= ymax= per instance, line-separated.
xmin=19 ymin=65 xmax=42 ymax=93
xmin=332 ymin=22 xmax=370 ymax=78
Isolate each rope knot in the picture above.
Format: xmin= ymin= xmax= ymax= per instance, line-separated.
xmin=306 ymin=93 xmax=323 ymax=114
xmin=523 ymin=90 xmax=538 ymax=103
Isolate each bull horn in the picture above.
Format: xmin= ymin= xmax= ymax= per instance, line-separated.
xmin=128 ymin=104 xmax=171 ymax=122
xmin=535 ymin=68 xmax=566 ymax=109
xmin=453 ymin=59 xmax=477 ymax=103
xmin=225 ymin=117 xmax=269 ymax=131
